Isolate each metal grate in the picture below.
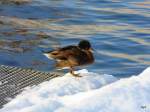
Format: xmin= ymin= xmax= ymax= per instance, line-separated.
xmin=0 ymin=65 xmax=62 ymax=109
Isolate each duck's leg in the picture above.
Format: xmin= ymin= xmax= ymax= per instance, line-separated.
xmin=70 ymin=67 xmax=82 ymax=77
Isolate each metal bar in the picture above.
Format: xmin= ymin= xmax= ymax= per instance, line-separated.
xmin=0 ymin=65 xmax=63 ymax=109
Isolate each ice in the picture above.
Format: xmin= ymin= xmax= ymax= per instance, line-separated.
xmin=1 ymin=68 xmax=150 ymax=112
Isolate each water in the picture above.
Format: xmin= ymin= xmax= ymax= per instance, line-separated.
xmin=0 ymin=0 xmax=149 ymax=78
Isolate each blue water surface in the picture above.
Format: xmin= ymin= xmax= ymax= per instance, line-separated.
xmin=0 ymin=0 xmax=150 ymax=78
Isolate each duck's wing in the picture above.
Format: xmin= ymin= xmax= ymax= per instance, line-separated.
xmin=44 ymin=46 xmax=79 ymax=60
xmin=60 ymin=45 xmax=77 ymax=51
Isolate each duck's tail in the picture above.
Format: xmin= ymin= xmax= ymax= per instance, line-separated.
xmin=43 ymin=53 xmax=54 ymax=60
xmin=42 ymin=49 xmax=54 ymax=59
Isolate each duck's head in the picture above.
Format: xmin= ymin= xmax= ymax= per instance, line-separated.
xmin=78 ymin=40 xmax=93 ymax=51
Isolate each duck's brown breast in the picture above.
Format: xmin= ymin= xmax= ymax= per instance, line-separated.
xmin=71 ymin=50 xmax=94 ymax=66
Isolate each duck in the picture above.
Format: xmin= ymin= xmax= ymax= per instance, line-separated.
xmin=43 ymin=40 xmax=94 ymax=77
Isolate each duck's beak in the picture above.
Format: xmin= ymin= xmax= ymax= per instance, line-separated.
xmin=89 ymin=48 xmax=94 ymax=53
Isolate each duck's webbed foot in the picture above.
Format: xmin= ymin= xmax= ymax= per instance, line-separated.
xmin=70 ymin=67 xmax=82 ymax=77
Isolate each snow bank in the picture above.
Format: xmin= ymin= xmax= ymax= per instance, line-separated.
xmin=1 ymin=68 xmax=150 ymax=112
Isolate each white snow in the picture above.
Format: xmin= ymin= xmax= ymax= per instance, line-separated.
xmin=1 ymin=68 xmax=150 ymax=112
